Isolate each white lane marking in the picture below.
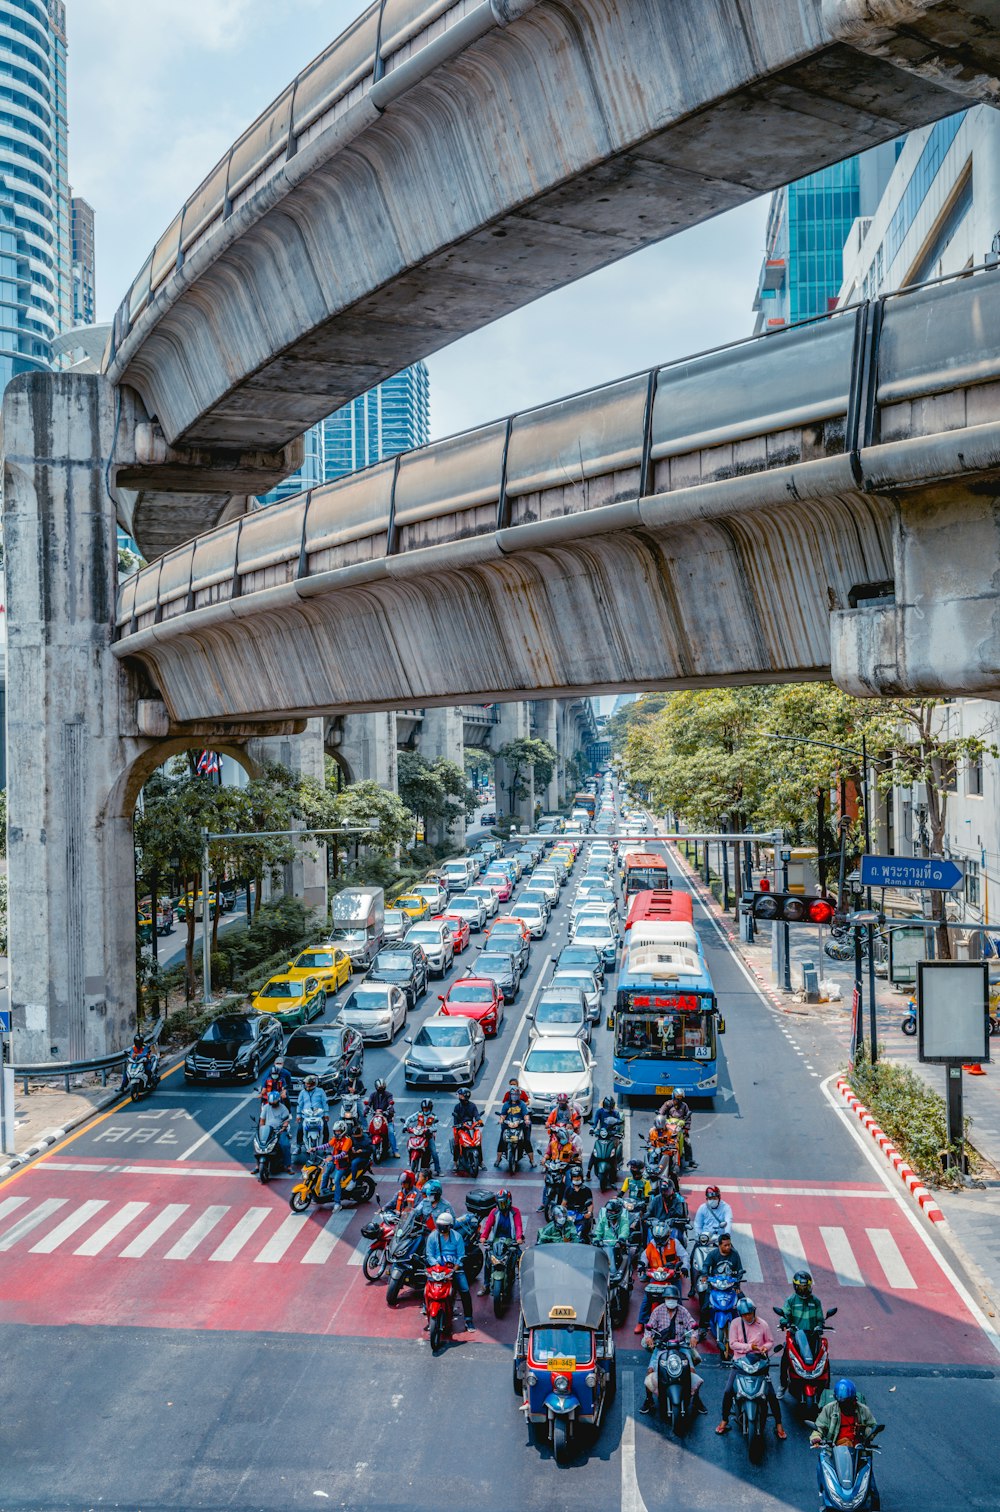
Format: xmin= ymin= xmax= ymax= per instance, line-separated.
xmin=676 ymin=1183 xmax=892 ymax=1199
xmin=178 ymin=1094 xmax=257 ymax=1161
xmin=30 ymin=1199 xmax=108 ymax=1253
xmin=209 ymin=1207 xmax=271 ymax=1262
xmin=164 ymin=1205 xmax=230 ymax=1259
xmin=74 ymin=1201 xmax=149 ymax=1256
xmin=347 ymin=1242 xmax=367 ymax=1267
xmin=481 ymin=953 xmax=551 ymax=1116
xmin=731 ymin=1222 xmax=763 ymax=1283
xmin=0 ymin=1196 xmax=29 ymax=1229
xmin=255 ymin=1212 xmax=305 ymax=1263
xmin=40 ymin=1161 xmax=110 ymax=1172
xmin=620 ymin=1370 xmax=650 ymax=1512
xmin=820 ymin=1072 xmax=1000 ymax=1360
xmin=0 ymin=1198 xmax=67 ymax=1250
xmin=867 ymin=1228 xmax=916 ymax=1289
xmin=774 ymin=1224 xmax=807 ymax=1281
xmin=301 ymin=1208 xmax=353 ymax=1264
xmin=119 ymin=1204 xmax=190 ymax=1258
xmin=820 ymin=1226 xmax=865 ymax=1287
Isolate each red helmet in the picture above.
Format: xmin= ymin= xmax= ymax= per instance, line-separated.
xmin=399 ymin=1170 xmax=417 ymax=1187
xmin=497 ymin=1189 xmax=512 ymax=1210
xmin=557 ymin=1092 xmax=570 ymax=1107
xmin=706 ymin=1185 xmax=721 ymax=1201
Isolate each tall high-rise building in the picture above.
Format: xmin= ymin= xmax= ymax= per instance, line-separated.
xmin=71 ymin=194 xmax=95 ymax=326
xmin=256 ymin=419 xmax=326 ymax=507
xmin=0 ymin=0 xmax=76 ymax=388
xmin=752 ymin=144 xmax=899 ymax=334
xmin=323 ymin=363 xmax=430 ymax=481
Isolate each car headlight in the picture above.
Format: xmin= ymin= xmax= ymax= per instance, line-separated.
xmin=553 ymin=1375 xmax=570 ymax=1393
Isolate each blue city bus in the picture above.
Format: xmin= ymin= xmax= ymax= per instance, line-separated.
xmin=611 ymin=947 xmax=723 ymax=1104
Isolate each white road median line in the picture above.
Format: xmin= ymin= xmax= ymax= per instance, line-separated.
xmin=621 ymin=1370 xmax=650 ymax=1512
xmin=178 ymin=1094 xmax=257 ymax=1161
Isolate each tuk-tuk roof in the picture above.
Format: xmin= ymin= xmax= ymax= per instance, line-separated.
xmin=519 ymin=1244 xmax=610 ymax=1331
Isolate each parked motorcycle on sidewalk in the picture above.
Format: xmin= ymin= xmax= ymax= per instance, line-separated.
xmin=901 ymin=1000 xmax=917 ymax=1037
xmin=774 ymin=1306 xmax=837 ymax=1413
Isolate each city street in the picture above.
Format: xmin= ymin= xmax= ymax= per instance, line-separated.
xmin=2 ymin=825 xmax=998 ymax=1510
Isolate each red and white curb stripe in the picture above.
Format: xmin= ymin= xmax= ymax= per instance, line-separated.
xmin=834 ymin=1076 xmax=946 ymax=1224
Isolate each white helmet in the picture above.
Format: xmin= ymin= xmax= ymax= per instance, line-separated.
xmin=435 ymin=1211 xmax=454 ymax=1230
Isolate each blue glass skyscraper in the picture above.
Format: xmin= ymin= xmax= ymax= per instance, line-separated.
xmin=323 ymin=363 xmax=430 ymax=481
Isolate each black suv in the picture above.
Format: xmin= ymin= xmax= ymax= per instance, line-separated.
xmin=366 ymin=943 xmax=429 ymax=1010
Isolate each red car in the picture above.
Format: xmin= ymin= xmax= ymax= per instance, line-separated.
xmin=483 ymin=871 xmax=512 ymax=902
xmin=435 ymin=912 xmax=471 ymax=954
xmin=438 ymin=977 xmax=504 ymax=1037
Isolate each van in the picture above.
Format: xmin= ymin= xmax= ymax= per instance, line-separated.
xmin=328 ymin=886 xmax=385 ymax=968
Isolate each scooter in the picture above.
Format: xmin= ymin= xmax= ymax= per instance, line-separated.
xmin=368 ymin=1109 xmax=394 ymax=1163
xmin=453 ymin=1119 xmax=484 ymax=1177
xmin=607 ymin=1238 xmax=634 ymax=1328
xmin=732 ymin=1349 xmax=778 ymax=1465
xmin=501 ymin=1112 xmax=527 ymax=1174
xmin=125 ymin=1052 xmax=160 ymax=1102
xmin=252 ymin=1119 xmax=284 ymax=1185
xmin=901 ymin=1000 xmax=917 ymax=1037
xmin=542 ymin=1157 xmax=572 ymax=1218
xmin=809 ymin=1422 xmax=885 ymax=1510
xmin=773 ymin=1306 xmax=837 ymax=1412
xmin=487 ymin=1233 xmax=520 ymax=1318
xmin=706 ymin=1272 xmax=743 ymax=1360
xmin=359 ymin=1205 xmax=398 ymax=1281
xmin=296 ymin=1108 xmax=326 ymax=1162
xmin=591 ymin=1117 xmax=623 ymax=1191
xmin=689 ymin=1231 xmax=714 ymax=1299
xmin=651 ymin=1330 xmax=694 ymax=1436
xmin=622 ymin=1195 xmax=648 ymax=1268
xmin=424 ymin=1260 xmax=458 ymax=1352
xmin=289 ymin=1151 xmax=376 ymax=1212
xmin=407 ymin=1124 xmax=434 ymax=1174
xmin=386 ymin=1211 xmax=483 ymax=1308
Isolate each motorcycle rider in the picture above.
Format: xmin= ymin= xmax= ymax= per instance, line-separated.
xmin=425 ymin=1211 xmax=474 ymax=1332
xmin=646 ymin=1175 xmax=689 ymax=1237
xmin=118 ymin=1033 xmax=156 ymax=1092
xmin=536 ymin=1204 xmax=577 ymax=1244
xmin=391 ymin=1169 xmax=423 ymax=1215
xmin=450 ymin=1088 xmax=482 ymax=1164
xmin=316 ymin=1120 xmax=353 ymax=1209
xmin=348 ymin=1113 xmax=375 ymax=1186
xmin=545 ymin=1091 xmax=583 ymax=1134
xmin=258 ymin=1089 xmax=293 ymax=1173
xmin=716 ymin=1297 xmax=786 ymax=1440
xmin=592 ymin=1196 xmax=630 ymax=1265
xmin=365 ymin=1078 xmax=398 ymax=1158
xmin=404 ymin=1099 xmax=441 ymax=1176
xmin=496 ymin=1079 xmax=534 ymax=1169
xmin=658 ymin=1092 xmax=697 ymax=1169
xmin=562 ymin=1167 xmax=595 ymax=1239
xmin=540 ymin=1128 xmax=582 ymax=1212
xmin=413 ymin=1178 xmax=456 ymax=1227
xmin=620 ymin=1159 xmax=652 ymax=1203
xmin=696 ymin=1232 xmax=744 ymax=1321
xmin=635 ymin=1220 xmax=689 ymax=1334
xmin=295 ymin=1075 xmax=330 ymax=1152
xmin=587 ymin=1095 xmax=622 ymax=1179
xmin=640 ymin=1284 xmax=707 ymax=1417
xmin=343 ymin=1065 xmax=366 ymax=1098
xmin=259 ymin=1056 xmax=293 ymax=1106
xmin=477 ymin=1189 xmax=523 ymax=1295
xmin=809 ymin=1378 xmax=880 ymax=1499
xmin=692 ymin=1185 xmax=733 ymax=1240
xmin=778 ymin=1269 xmax=826 ymax=1393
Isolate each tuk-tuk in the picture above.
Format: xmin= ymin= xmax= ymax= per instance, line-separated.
xmin=514 ymin=1245 xmax=616 ymax=1463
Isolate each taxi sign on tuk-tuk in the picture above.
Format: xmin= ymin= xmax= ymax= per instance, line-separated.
xmin=549 ymin=1305 xmax=577 ymax=1320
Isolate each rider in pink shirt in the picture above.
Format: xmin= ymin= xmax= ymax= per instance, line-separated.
xmin=717 ymin=1298 xmax=786 ymax=1439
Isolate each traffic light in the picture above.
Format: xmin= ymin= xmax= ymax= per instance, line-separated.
xmin=744 ymin=889 xmax=837 ymax=925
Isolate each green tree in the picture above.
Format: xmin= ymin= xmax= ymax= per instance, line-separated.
xmin=496 ymin=738 xmax=558 ymax=814
xmin=464 ymin=748 xmax=492 ymax=787
xmin=398 ymin=752 xmax=473 ymax=838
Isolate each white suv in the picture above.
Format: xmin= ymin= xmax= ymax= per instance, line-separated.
xmin=404 ymin=921 xmax=454 ymax=978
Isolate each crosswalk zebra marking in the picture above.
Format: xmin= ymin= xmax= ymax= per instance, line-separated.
xmin=773 ymin=1224 xmax=808 ymax=1282
xmin=209 ymin=1208 xmax=271 ymax=1262
xmin=820 ymin=1226 xmax=865 ymax=1287
xmin=0 ymin=1199 xmax=67 ymax=1251
xmin=301 ymin=1210 xmax=352 ymax=1264
xmin=75 ymin=1202 xmax=149 ymax=1256
xmin=730 ymin=1222 xmax=763 ymax=1283
xmin=164 ymin=1205 xmax=230 ymax=1260
xmin=120 ymin=1204 xmax=190 ymax=1258
xmin=31 ymin=1200 xmax=108 ymax=1254
xmin=254 ymin=1213 xmax=304 ymax=1264
xmin=867 ymin=1228 xmax=916 ymax=1289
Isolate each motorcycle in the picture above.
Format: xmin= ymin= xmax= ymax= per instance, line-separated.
xmin=296 ymin=1108 xmax=326 ymax=1162
xmin=386 ymin=1211 xmax=483 ymax=1307
xmin=542 ymin=1157 xmax=572 ymax=1218
xmin=359 ymin=1205 xmax=398 ymax=1280
xmin=500 ymin=1112 xmax=527 ymax=1174
xmin=774 ymin=1306 xmax=837 ymax=1413
xmin=622 ymin=1195 xmax=648 ymax=1268
xmin=650 ymin=1330 xmax=695 ymax=1436
xmin=689 ymin=1231 xmax=714 ymax=1299
xmin=453 ymin=1119 xmax=484 ymax=1178
xmin=809 ymin=1421 xmax=885 ymax=1511
xmin=368 ymin=1109 xmax=394 ymax=1163
xmin=425 ymin=1260 xmax=458 ymax=1352
xmin=732 ymin=1349 xmax=778 ymax=1465
xmin=705 ymin=1271 xmax=743 ymax=1360
xmin=407 ymin=1123 xmax=434 ymax=1174
xmin=644 ymin=1123 xmax=682 ymax=1183
xmin=642 ymin=1146 xmax=663 ymax=1182
xmin=591 ymin=1117 xmax=623 ymax=1191
xmin=125 ymin=1052 xmax=160 ymax=1102
xmin=289 ymin=1151 xmax=377 ymax=1212
xmin=901 ymin=1000 xmax=916 ymax=1037
xmin=607 ymin=1238 xmax=634 ymax=1328
xmin=252 ymin=1119 xmax=284 ymax=1185
xmin=487 ymin=1233 xmax=520 ymax=1318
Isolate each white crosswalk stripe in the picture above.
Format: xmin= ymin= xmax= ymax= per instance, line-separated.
xmin=773 ymin=1225 xmax=808 ymax=1282
xmin=120 ymin=1204 xmax=190 ymax=1258
xmin=867 ymin=1228 xmax=916 ymax=1289
xmin=164 ymin=1205 xmax=230 ymax=1260
xmin=0 ymin=1196 xmax=29 ymax=1230
xmin=209 ymin=1208 xmax=271 ymax=1262
xmin=254 ymin=1213 xmax=304 ymax=1264
xmin=75 ymin=1202 xmax=149 ymax=1256
xmin=31 ymin=1200 xmax=108 ymax=1253
xmin=301 ymin=1209 xmax=353 ymax=1264
xmin=346 ymin=1242 xmax=366 ymax=1267
xmin=730 ymin=1222 xmax=762 ymax=1283
xmin=820 ymin=1226 xmax=865 ymax=1287
xmin=0 ymin=1198 xmax=67 ymax=1251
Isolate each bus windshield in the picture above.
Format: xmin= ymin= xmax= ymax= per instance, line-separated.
xmin=614 ymin=1010 xmax=715 ymax=1061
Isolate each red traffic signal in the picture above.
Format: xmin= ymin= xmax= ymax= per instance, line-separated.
xmin=746 ymin=891 xmax=836 ymax=925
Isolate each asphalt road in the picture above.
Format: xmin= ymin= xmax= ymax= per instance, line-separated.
xmin=2 ymin=804 xmax=999 ymax=1510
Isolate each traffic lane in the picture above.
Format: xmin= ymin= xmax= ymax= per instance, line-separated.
xmin=0 ymin=1324 xmax=625 ymax=1512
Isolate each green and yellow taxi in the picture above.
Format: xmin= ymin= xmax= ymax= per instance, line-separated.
xmin=251 ymin=973 xmax=326 ymax=1028
xmin=285 ymin=945 xmax=352 ymax=995
xmin=396 ymin=893 xmax=431 ymax=921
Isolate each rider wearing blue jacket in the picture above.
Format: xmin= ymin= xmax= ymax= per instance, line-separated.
xmin=425 ymin=1212 xmax=474 ymax=1331
xmin=295 ymin=1077 xmax=330 ymax=1149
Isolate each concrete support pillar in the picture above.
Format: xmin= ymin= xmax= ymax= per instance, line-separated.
xmin=4 ymin=373 xmax=136 ymax=1062
xmin=533 ymin=700 xmax=561 ymax=812
xmin=333 ymin=711 xmax=398 ymax=790
xmin=493 ymin=702 xmax=534 ymax=830
xmin=250 ymin=719 xmax=328 ymax=922
xmin=419 ymin=705 xmax=466 ymax=850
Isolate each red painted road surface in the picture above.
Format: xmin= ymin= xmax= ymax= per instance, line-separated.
xmin=0 ymin=1158 xmax=992 ymax=1365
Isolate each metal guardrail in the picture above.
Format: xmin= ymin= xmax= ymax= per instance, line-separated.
xmin=10 ymin=1018 xmax=165 ymax=1096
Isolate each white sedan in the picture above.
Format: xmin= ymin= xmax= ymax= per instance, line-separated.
xmin=509 ymin=901 xmax=548 ymax=939
xmin=517 ymin=1036 xmax=596 ymax=1119
xmin=338 ymin=982 xmax=408 ymax=1044
xmin=467 ymin=884 xmax=501 ymax=919
xmin=447 ymin=894 xmax=488 ymax=931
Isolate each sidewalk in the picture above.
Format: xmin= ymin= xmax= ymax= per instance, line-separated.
xmin=666 ymin=835 xmax=1000 ymax=1320
xmin=2 ymin=1079 xmax=122 ymax=1171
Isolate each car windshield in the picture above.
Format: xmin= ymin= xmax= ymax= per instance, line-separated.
xmin=416 ymin=1023 xmax=470 ymax=1047
xmin=343 ymin=989 xmax=389 ymax=1010
xmin=575 ymin=925 xmax=611 ymax=942
xmin=260 ymin=980 xmax=303 ymax=999
xmin=560 ymin=947 xmax=600 ymax=966
xmin=330 ymin=927 xmax=366 ymax=943
xmin=450 ymin=985 xmax=494 ymax=1004
xmin=521 ymin=892 xmax=548 ymax=905
xmin=523 ymin=1047 xmax=585 ymax=1074
xmin=491 ymin=927 xmax=520 ymax=942
xmin=451 ymin=901 xmax=477 ymax=913
xmin=384 ymin=911 xmax=406 ymax=925
xmin=374 ymin=953 xmax=412 ymax=970
xmin=408 ymin=926 xmax=442 ymax=940
xmin=477 ymin=955 xmax=513 ymax=974
xmin=530 ymin=1326 xmax=593 ymax=1363
xmin=286 ymin=1032 xmax=343 ymax=1057
xmin=536 ymin=1001 xmax=582 ymax=1024
xmin=296 ymin=952 xmax=334 ymax=968
xmin=554 ymin=974 xmax=593 ymax=992
xmin=202 ymin=1017 xmax=254 ymax=1043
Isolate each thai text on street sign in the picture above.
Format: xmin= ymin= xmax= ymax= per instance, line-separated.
xmin=860 ymin=855 xmax=962 ymax=891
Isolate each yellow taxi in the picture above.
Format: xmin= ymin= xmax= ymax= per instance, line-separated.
xmin=396 ymin=893 xmax=431 ymax=921
xmin=251 ymin=972 xmax=326 ymax=1028
xmin=285 ymin=945 xmax=352 ymax=994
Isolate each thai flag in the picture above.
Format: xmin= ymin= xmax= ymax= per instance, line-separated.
xmin=196 ymin=750 xmax=221 ymax=776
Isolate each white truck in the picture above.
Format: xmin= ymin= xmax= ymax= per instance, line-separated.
xmin=328 ymin=886 xmax=385 ymax=968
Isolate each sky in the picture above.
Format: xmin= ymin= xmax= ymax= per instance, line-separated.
xmin=67 ymin=0 xmax=769 ymax=441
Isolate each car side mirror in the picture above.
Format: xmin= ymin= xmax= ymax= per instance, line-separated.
xmin=718 ymin=1019 xmax=726 ymax=1034
xmin=513 ymin=1060 xmax=522 ymax=1069
xmin=438 ymin=995 xmax=445 ymax=1003
xmin=404 ymin=1035 xmax=412 ymax=1044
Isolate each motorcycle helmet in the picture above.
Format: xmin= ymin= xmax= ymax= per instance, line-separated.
xmin=399 ymin=1170 xmax=417 ymax=1187
xmin=457 ymin=1088 xmax=471 ymax=1102
xmin=705 ymin=1185 xmax=721 ymax=1206
xmin=834 ymin=1379 xmax=857 ymax=1404
xmin=552 ymin=1205 xmax=569 ymax=1226
xmin=435 ymin=1211 xmax=454 ymax=1230
xmin=497 ymin=1189 xmax=512 ymax=1210
xmin=793 ymin=1269 xmax=813 ymax=1298
xmin=274 ymin=1057 xmax=285 ymax=1070
xmin=654 ymin=1114 xmax=667 ymax=1131
xmin=650 ymin=1220 xmax=669 ymax=1244
xmin=374 ymin=1078 xmax=386 ymax=1093
xmin=133 ymin=1034 xmax=145 ymax=1049
xmin=661 ymin=1177 xmax=676 ymax=1199
xmin=602 ymin=1096 xmax=616 ymax=1111
xmin=424 ymin=1179 xmax=442 ymax=1198
xmin=556 ymin=1092 xmax=570 ymax=1107
xmin=333 ymin=1120 xmax=347 ymax=1136
xmin=420 ymin=1099 xmax=434 ymax=1113
xmin=661 ymin=1284 xmax=680 ymax=1309
xmin=628 ymin=1159 xmax=643 ymax=1176
xmin=304 ymin=1075 xmax=317 ymax=1089
xmin=267 ymin=1090 xmax=281 ymax=1105
xmin=737 ymin=1297 xmax=756 ymax=1316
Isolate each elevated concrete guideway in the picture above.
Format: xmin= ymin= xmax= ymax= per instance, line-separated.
xmin=104 ymin=0 xmax=1000 ymax=556
xmin=115 ymin=269 xmax=1000 ymax=717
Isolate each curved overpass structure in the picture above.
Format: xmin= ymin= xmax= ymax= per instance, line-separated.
xmin=115 ymin=270 xmax=1000 ymax=718
xmin=103 ymin=0 xmax=1000 ymax=556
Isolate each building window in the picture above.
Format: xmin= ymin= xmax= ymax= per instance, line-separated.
xmin=966 ymin=859 xmax=980 ymax=909
xmin=968 ymin=752 xmax=984 ymax=796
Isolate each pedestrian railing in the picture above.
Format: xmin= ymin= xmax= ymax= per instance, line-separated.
xmin=10 ymin=1018 xmax=165 ymax=1096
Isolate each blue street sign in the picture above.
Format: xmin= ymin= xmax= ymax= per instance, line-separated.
xmin=860 ymin=854 xmax=963 ymax=892
xmin=0 ymin=1011 xmax=9 ymax=1032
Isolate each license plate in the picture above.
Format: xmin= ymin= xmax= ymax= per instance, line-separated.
xmin=426 ymin=1073 xmax=446 ymax=1082
xmin=206 ymin=1068 xmax=221 ymax=1078
xmin=546 ymin=1357 xmax=576 ymax=1370
xmin=655 ymin=1086 xmax=673 ymax=1097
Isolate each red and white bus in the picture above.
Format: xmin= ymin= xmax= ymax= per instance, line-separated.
xmin=621 ymin=850 xmax=671 ymax=896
